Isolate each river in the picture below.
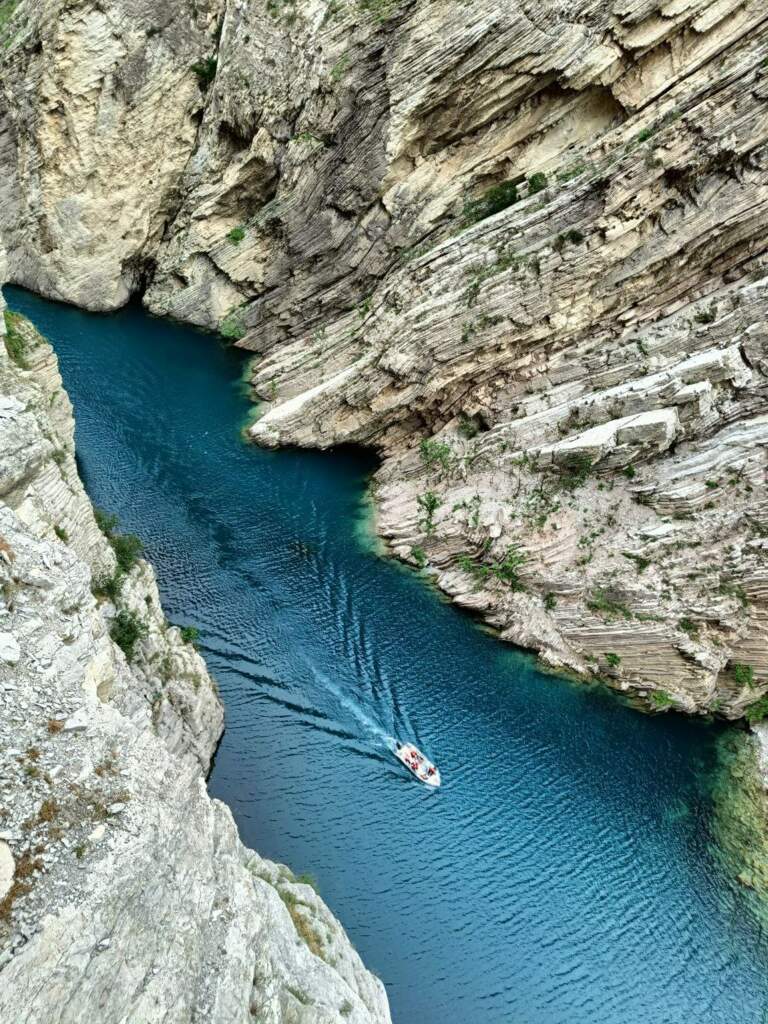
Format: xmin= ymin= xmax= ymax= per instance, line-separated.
xmin=6 ymin=285 xmax=768 ymax=1024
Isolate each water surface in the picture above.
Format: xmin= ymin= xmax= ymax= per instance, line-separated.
xmin=7 ymin=286 xmax=768 ymax=1024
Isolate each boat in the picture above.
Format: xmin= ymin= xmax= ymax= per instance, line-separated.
xmin=394 ymin=741 xmax=441 ymax=787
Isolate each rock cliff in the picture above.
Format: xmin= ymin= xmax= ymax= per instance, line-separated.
xmin=0 ymin=0 xmax=766 ymax=715
xmin=0 ymin=284 xmax=390 ymax=1022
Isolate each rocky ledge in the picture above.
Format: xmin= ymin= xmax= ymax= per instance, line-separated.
xmin=0 ymin=287 xmax=390 ymax=1022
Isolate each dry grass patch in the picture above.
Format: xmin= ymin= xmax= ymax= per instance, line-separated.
xmin=278 ymin=888 xmax=325 ymax=958
xmin=0 ymin=854 xmax=43 ymax=926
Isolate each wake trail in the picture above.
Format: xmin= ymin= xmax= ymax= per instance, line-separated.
xmin=311 ymin=668 xmax=397 ymax=751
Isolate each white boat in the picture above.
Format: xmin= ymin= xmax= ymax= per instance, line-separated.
xmin=394 ymin=741 xmax=441 ymax=787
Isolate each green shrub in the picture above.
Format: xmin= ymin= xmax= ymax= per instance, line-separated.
xmin=553 ymin=229 xmax=585 ymax=253
xmin=191 ymin=57 xmax=217 ymax=85
xmin=292 ymin=130 xmax=324 ymax=146
xmin=544 ymin=592 xmax=557 ymax=610
xmin=357 ymin=0 xmax=398 ymax=20
xmin=0 ymin=0 xmax=20 ymax=36
xmin=744 ymin=696 xmax=768 ymax=724
xmin=605 ymin=652 xmax=621 ymax=667
xmin=456 ymin=545 xmax=527 ymax=591
xmin=463 ymin=181 xmax=518 ymax=225
xmin=410 ymin=546 xmax=427 ymax=568
xmin=694 ymin=308 xmax=715 ymax=325
xmin=458 ymin=414 xmax=480 ymax=439
xmin=94 ymin=508 xmax=119 ymax=535
xmin=294 ymin=872 xmax=319 ymax=891
xmin=111 ymin=533 xmax=143 ymax=573
xmin=494 ymin=545 xmax=527 ymax=589
xmin=556 ymin=163 xmax=587 ymax=182
xmin=558 ymin=453 xmax=593 ymax=490
xmin=417 ymin=491 xmax=442 ymax=534
xmin=419 ymin=438 xmax=453 ymax=472
xmin=718 ymin=581 xmax=749 ymax=608
xmin=110 ymin=610 xmax=148 ymax=662
xmin=53 ymin=525 xmax=69 ymax=543
xmin=464 ymin=279 xmax=481 ymax=308
xmin=227 ymin=226 xmax=246 ymax=244
xmin=93 ymin=570 xmax=123 ymax=603
xmin=220 ymin=314 xmax=246 ymax=341
xmin=3 ymin=311 xmax=28 ymax=368
xmin=650 ymin=690 xmax=674 ymax=709
xmin=330 ymin=52 xmax=350 ymax=82
xmin=678 ymin=618 xmax=699 ymax=635
xmin=588 ymin=589 xmax=633 ymax=620
xmin=527 ymin=172 xmax=548 ymax=194
xmin=92 ymin=507 xmax=143 ymax=586
xmin=733 ymin=663 xmax=755 ymax=688
xmin=179 ymin=625 xmax=200 ymax=646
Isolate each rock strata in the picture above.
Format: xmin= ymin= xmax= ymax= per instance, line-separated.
xmin=0 ymin=0 xmax=766 ymax=715
xmin=0 ymin=283 xmax=390 ymax=1022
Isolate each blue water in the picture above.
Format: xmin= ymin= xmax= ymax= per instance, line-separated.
xmin=7 ymin=285 xmax=768 ymax=1023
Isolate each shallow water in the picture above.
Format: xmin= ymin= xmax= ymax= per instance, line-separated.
xmin=7 ymin=285 xmax=768 ymax=1024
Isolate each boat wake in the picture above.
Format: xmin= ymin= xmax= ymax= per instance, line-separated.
xmin=311 ymin=668 xmax=397 ymax=751
xmin=310 ymin=667 xmax=440 ymax=785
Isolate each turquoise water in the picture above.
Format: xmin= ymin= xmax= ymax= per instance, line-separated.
xmin=7 ymin=286 xmax=768 ymax=1024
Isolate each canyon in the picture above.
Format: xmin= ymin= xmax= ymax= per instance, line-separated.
xmin=0 ymin=0 xmax=765 ymax=713
xmin=1 ymin=0 xmax=768 ymax=1019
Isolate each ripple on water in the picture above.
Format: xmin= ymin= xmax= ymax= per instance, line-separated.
xmin=7 ymin=285 xmax=768 ymax=1024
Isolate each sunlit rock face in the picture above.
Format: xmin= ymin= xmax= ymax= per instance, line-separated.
xmin=0 ymin=0 xmax=225 ymax=310
xmin=0 ymin=0 xmax=766 ymax=714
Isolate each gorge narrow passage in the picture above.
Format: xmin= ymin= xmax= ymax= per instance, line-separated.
xmin=7 ymin=285 xmax=768 ymax=1024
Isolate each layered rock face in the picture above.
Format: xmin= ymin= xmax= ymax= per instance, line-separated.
xmin=0 ymin=291 xmax=390 ymax=1021
xmin=0 ymin=0 xmax=224 ymax=310
xmin=0 ymin=0 xmax=766 ymax=715
xmin=237 ymin=0 xmax=765 ymax=716
xmin=239 ymin=0 xmax=767 ymax=717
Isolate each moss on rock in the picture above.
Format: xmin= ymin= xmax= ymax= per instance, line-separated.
xmin=710 ymin=731 xmax=768 ymax=906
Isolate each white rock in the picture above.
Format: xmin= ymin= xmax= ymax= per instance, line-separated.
xmin=0 ymin=841 xmax=14 ymax=901
xmin=0 ymin=632 xmax=20 ymax=665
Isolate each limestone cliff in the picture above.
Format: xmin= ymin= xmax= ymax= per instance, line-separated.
xmin=0 ymin=290 xmax=390 ymax=1022
xmin=0 ymin=0 xmax=766 ymax=715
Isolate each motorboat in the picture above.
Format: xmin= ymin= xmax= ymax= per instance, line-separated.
xmin=394 ymin=741 xmax=441 ymax=787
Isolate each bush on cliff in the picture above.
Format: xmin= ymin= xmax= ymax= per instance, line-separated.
xmin=191 ymin=57 xmax=217 ymax=86
xmin=745 ymin=697 xmax=768 ymax=724
xmin=110 ymin=610 xmax=148 ymax=662
xmin=733 ymin=663 xmax=755 ymax=688
xmin=463 ymin=181 xmax=519 ymax=225
xmin=528 ymin=172 xmax=548 ymax=194
xmin=94 ymin=507 xmax=143 ymax=573
xmin=179 ymin=625 xmax=200 ymax=646
xmin=3 ymin=310 xmax=28 ymax=368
